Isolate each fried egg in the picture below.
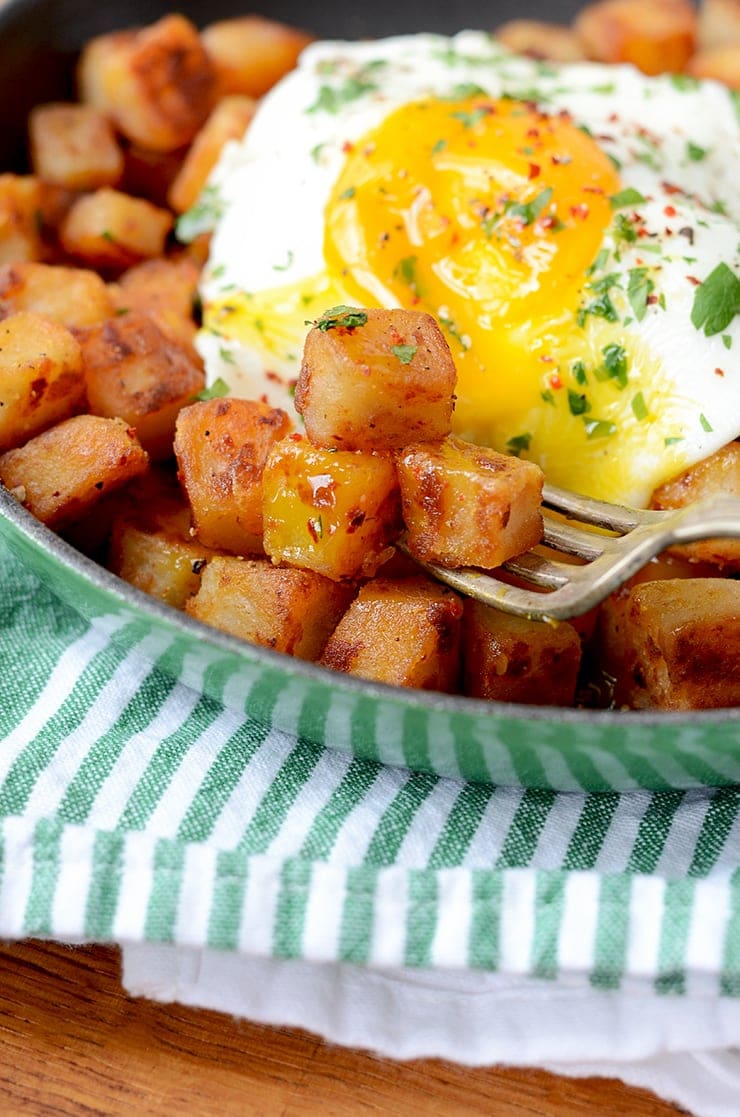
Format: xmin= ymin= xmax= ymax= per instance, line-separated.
xmin=191 ymin=32 xmax=740 ymax=507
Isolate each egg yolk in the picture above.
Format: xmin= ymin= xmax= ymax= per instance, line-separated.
xmin=325 ymin=95 xmax=621 ymax=446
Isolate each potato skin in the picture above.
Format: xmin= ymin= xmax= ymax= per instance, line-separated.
xmin=201 ymin=15 xmax=314 ymax=99
xmin=0 ymin=262 xmax=114 ymax=329
xmin=574 ymin=0 xmax=697 ymax=74
xmin=29 ymin=103 xmax=124 ymax=191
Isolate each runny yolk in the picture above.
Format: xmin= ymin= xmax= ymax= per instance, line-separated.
xmin=324 ymin=95 xmax=621 ymax=447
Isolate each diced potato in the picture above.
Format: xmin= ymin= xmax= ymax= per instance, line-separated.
xmin=295 ymin=307 xmax=457 ymax=451
xmin=462 ymin=600 xmax=582 ymax=706
xmin=262 ymin=434 xmax=402 ymax=580
xmin=60 ymin=187 xmax=172 ymax=271
xmin=0 ymin=262 xmax=115 ymax=329
xmin=574 ymin=0 xmax=697 ymax=74
xmin=201 ymin=15 xmax=313 ymax=99
xmin=686 ymin=44 xmax=740 ymax=86
xmin=0 ymin=311 xmax=84 ymax=452
xmin=168 ymin=95 xmax=257 ymax=215
xmin=79 ymin=310 xmax=205 ymax=459
xmin=186 ymin=555 xmax=354 ymax=660
xmin=110 ymin=255 xmax=201 ymax=347
xmin=319 ymin=576 xmax=463 ymax=692
xmin=697 ymin=0 xmax=740 ymax=49
xmin=174 ymin=397 xmax=292 ymax=555
xmin=494 ymin=19 xmax=587 ymax=61
xmin=396 ymin=436 xmax=544 ymax=569
xmin=651 ymin=442 xmax=740 ymax=570
xmin=29 ymin=103 xmax=123 ymax=191
xmin=599 ymin=579 xmax=740 ymax=709
xmin=78 ymin=15 xmax=215 ymax=152
xmin=0 ymin=174 xmax=46 ymax=263
xmin=0 ymin=414 xmax=147 ymax=529
xmin=121 ymin=144 xmax=187 ymax=209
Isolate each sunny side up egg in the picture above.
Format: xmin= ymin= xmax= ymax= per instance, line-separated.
xmin=188 ymin=31 xmax=740 ymax=508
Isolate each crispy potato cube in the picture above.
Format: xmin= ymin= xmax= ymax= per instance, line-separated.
xmin=29 ymin=103 xmax=123 ymax=191
xmin=80 ymin=311 xmax=205 ymax=459
xmin=697 ymin=0 xmax=740 ymax=48
xmin=599 ymin=579 xmax=740 ymax=709
xmin=202 ymin=15 xmax=313 ymax=99
xmin=295 ymin=307 xmax=457 ymax=451
xmin=494 ymin=19 xmax=587 ymax=61
xmin=121 ymin=144 xmax=187 ymax=209
xmin=462 ymin=601 xmax=582 ymax=706
xmin=396 ymin=436 xmax=544 ymax=569
xmin=0 ymin=414 xmax=147 ymax=529
xmin=60 ymin=188 xmax=172 ymax=272
xmin=0 ymin=174 xmax=46 ymax=264
xmin=0 ymin=262 xmax=114 ymax=329
xmin=319 ymin=576 xmax=462 ymax=691
xmin=174 ymin=397 xmax=292 ymax=555
xmin=168 ymin=95 xmax=257 ymax=214
xmin=186 ymin=556 xmax=354 ymax=660
xmin=686 ymin=44 xmax=740 ymax=86
xmin=262 ymin=434 xmax=402 ymax=580
xmin=651 ymin=442 xmax=740 ymax=570
xmin=574 ymin=0 xmax=697 ymax=73
xmin=0 ymin=311 xmax=84 ymax=452
xmin=111 ymin=255 xmax=201 ymax=347
xmin=78 ymin=15 xmax=215 ymax=152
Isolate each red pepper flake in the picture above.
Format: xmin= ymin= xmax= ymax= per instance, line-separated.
xmin=289 ymin=432 xmax=303 ymax=442
xmin=306 ymin=518 xmax=322 ymax=543
xmin=526 ymin=127 xmax=540 ymax=138
xmin=539 ymin=354 xmax=554 ymax=363
xmin=539 ymin=214 xmax=560 ymax=230
xmin=686 ymin=275 xmax=701 ymax=286
xmin=647 ymin=294 xmax=659 ymax=305
xmin=661 ymin=181 xmax=682 ymax=195
xmin=528 ymin=163 xmax=541 ymax=179
xmin=548 ymin=372 xmax=562 ymax=389
xmin=715 ymin=368 xmax=725 ymax=377
xmin=570 ymin=203 xmax=589 ymax=220
xmin=664 ymin=204 xmax=676 ymax=217
xmin=551 ymin=154 xmax=572 ymax=166
xmin=583 ymin=185 xmax=604 ymax=194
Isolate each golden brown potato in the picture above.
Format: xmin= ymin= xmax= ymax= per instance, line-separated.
xmin=29 ymin=103 xmax=124 ymax=191
xmin=686 ymin=44 xmax=740 ymax=86
xmin=599 ymin=579 xmax=740 ymax=709
xmin=79 ymin=310 xmax=205 ymax=459
xmin=168 ymin=95 xmax=257 ymax=214
xmin=121 ymin=143 xmax=187 ymax=209
xmin=0 ymin=262 xmax=115 ymax=329
xmin=319 ymin=576 xmax=463 ymax=692
xmin=78 ymin=15 xmax=215 ymax=152
xmin=296 ymin=307 xmax=457 ymax=451
xmin=201 ymin=15 xmax=313 ymax=100
xmin=186 ymin=556 xmax=354 ymax=660
xmin=697 ymin=0 xmax=740 ymax=48
xmin=262 ymin=434 xmax=402 ymax=581
xmin=396 ymin=436 xmax=544 ymax=570
xmin=0 ymin=311 xmax=85 ymax=452
xmin=0 ymin=174 xmax=46 ymax=263
xmin=651 ymin=442 xmax=740 ymax=570
xmin=462 ymin=600 xmax=582 ymax=706
xmin=0 ymin=414 xmax=147 ymax=529
xmin=494 ymin=19 xmax=587 ymax=61
xmin=574 ymin=0 xmax=697 ymax=73
xmin=111 ymin=255 xmax=201 ymax=347
xmin=60 ymin=187 xmax=173 ymax=272
xmin=174 ymin=397 xmax=292 ymax=555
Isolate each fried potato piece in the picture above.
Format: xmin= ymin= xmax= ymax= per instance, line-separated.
xmin=651 ymin=442 xmax=740 ymax=570
xmin=186 ymin=556 xmax=354 ymax=660
xmin=319 ymin=576 xmax=463 ymax=692
xmin=120 ymin=143 xmax=187 ymax=209
xmin=686 ymin=44 xmax=740 ymax=87
xmin=462 ymin=601 xmax=582 ymax=706
xmin=79 ymin=310 xmax=205 ymax=459
xmin=295 ymin=307 xmax=457 ymax=451
xmin=168 ymin=95 xmax=257 ymax=215
xmin=78 ymin=15 xmax=215 ymax=152
xmin=262 ymin=434 xmax=402 ymax=581
xmin=110 ymin=255 xmax=201 ymax=347
xmin=201 ymin=15 xmax=314 ymax=99
xmin=574 ymin=0 xmax=697 ymax=74
xmin=396 ymin=436 xmax=544 ymax=570
xmin=0 ymin=174 xmax=46 ymax=263
xmin=60 ymin=187 xmax=173 ymax=272
xmin=599 ymin=579 xmax=740 ymax=709
xmin=494 ymin=19 xmax=587 ymax=61
xmin=0 ymin=262 xmax=114 ymax=329
xmin=0 ymin=413 xmax=147 ymax=529
xmin=0 ymin=311 xmax=84 ymax=452
xmin=174 ymin=397 xmax=292 ymax=556
xmin=697 ymin=0 xmax=740 ymax=49
xmin=29 ymin=103 xmax=123 ymax=191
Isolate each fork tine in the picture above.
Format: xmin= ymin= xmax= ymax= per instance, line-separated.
xmin=542 ymin=516 xmax=607 ymax=560
xmin=542 ymin=482 xmax=664 ymax=533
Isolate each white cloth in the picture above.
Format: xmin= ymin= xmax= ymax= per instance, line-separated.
xmin=123 ymin=943 xmax=740 ymax=1117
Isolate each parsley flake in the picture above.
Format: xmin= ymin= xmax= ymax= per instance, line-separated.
xmin=391 ymin=343 xmax=418 ymax=364
xmin=631 ymin=391 xmax=648 ymax=421
xmin=690 ymin=262 xmax=740 ymax=336
xmin=627 ymin=267 xmax=655 ymax=322
xmin=609 ymin=187 xmax=647 ymax=210
xmin=313 ymin=306 xmax=369 ymax=331
xmin=195 ymin=377 xmax=230 ymax=401
xmin=506 ymin=432 xmax=532 ymax=456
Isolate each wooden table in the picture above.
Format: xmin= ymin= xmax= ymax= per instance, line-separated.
xmin=0 ymin=938 xmax=687 ymax=1116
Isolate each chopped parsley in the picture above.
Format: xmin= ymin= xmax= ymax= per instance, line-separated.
xmin=571 ymin=359 xmax=588 ymax=385
xmin=195 ymin=377 xmax=230 ymax=401
xmin=577 ymin=290 xmax=619 ymax=327
xmin=609 ymin=187 xmax=647 ymax=210
xmin=391 ymin=343 xmax=418 ymax=364
xmin=584 ymin=418 xmax=617 ymax=440
xmin=313 ymin=306 xmax=369 ymax=331
xmin=599 ymin=343 xmax=629 ymax=389
xmin=451 ymin=105 xmax=491 ymax=129
xmin=508 ymin=186 xmax=554 ymax=226
xmin=506 ymin=432 xmax=532 ymax=456
xmin=627 ymin=267 xmax=654 ymax=322
xmin=686 ymin=141 xmax=708 ymax=162
xmin=307 ymin=74 xmax=378 ymax=115
xmin=394 ymin=255 xmax=421 ymax=296
xmin=176 ymin=184 xmax=226 ymax=242
xmin=700 ymin=413 xmax=714 ymax=432
xmin=690 ymin=262 xmax=740 ymax=336
xmin=631 ymin=391 xmax=648 ymax=421
xmin=567 ymin=389 xmax=591 ymax=416
xmin=273 ymin=250 xmax=295 ymax=272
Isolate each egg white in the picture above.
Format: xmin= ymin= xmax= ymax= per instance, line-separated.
xmin=192 ymin=31 xmax=740 ymax=507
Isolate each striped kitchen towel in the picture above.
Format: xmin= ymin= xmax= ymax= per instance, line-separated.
xmin=1 ymin=534 xmax=740 ymax=1026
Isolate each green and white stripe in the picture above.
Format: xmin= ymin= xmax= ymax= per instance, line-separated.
xmin=1 ymin=543 xmax=739 ymax=994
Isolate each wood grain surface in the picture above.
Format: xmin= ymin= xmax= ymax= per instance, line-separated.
xmin=0 ymin=938 xmax=688 ymax=1116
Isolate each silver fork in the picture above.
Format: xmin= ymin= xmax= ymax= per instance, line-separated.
xmin=407 ymin=484 xmax=740 ymax=621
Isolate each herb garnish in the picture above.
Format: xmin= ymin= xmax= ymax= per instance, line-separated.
xmin=690 ymin=262 xmax=740 ymax=336
xmin=392 ymin=343 xmax=418 ymax=364
xmin=313 ymin=306 xmax=369 ymax=331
